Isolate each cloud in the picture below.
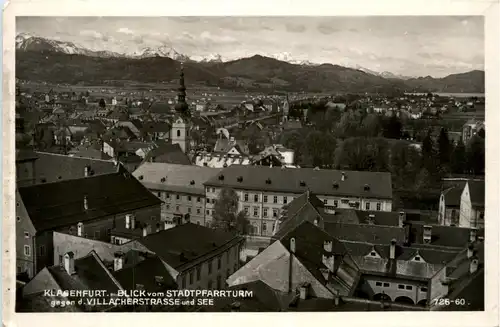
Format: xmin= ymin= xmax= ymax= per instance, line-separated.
xmin=285 ymin=23 xmax=306 ymax=33
xmin=317 ymin=22 xmax=339 ymax=35
xmin=117 ymin=27 xmax=134 ymax=35
xmin=79 ymin=30 xmax=103 ymax=39
xmin=199 ymin=31 xmax=238 ymax=45
xmin=169 ymin=17 xmax=201 ymax=23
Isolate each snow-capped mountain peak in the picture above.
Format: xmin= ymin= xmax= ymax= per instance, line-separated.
xmin=132 ymin=45 xmax=190 ymax=62
xmin=270 ymin=52 xmax=317 ymax=66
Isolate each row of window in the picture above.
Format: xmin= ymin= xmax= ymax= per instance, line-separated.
xmin=158 ymin=192 xmax=203 ymax=203
xmin=242 ymin=194 xmax=291 ymax=204
xmin=243 ymin=206 xmax=280 ymax=218
xmin=322 ymin=199 xmax=383 ymax=211
xmin=374 ymin=281 xmax=428 ymax=293
xmin=164 ymin=204 xmax=203 ymax=215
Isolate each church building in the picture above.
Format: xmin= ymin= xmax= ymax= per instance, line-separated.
xmin=170 ymin=66 xmax=192 ymax=154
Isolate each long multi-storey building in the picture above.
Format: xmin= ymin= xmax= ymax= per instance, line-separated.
xmin=204 ymin=165 xmax=393 ymax=236
xmin=133 ymin=162 xmax=222 ymax=227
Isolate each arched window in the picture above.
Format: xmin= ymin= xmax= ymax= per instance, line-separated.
xmin=177 ymin=130 xmax=181 ymax=137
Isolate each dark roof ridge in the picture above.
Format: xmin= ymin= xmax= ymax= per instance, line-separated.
xmin=35 ymin=151 xmax=116 ymax=164
xmin=19 ymin=170 xmax=128 ymax=189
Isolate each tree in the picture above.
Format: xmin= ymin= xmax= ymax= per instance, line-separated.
xmin=336 ymin=110 xmax=360 ymax=139
xmin=211 ymin=187 xmax=250 ymax=235
xmin=389 ymin=141 xmax=422 ymax=189
xmin=304 ymin=131 xmax=336 ymax=168
xmin=280 ymin=130 xmax=306 ymax=165
xmin=382 ymin=115 xmax=402 ymax=139
xmin=466 ymin=135 xmax=485 ymax=175
xmin=438 ymin=127 xmax=452 ymax=170
xmin=360 ymin=114 xmax=382 ymax=137
xmin=334 ymin=137 xmax=381 ymax=171
xmin=450 ymin=140 xmax=467 ymax=175
xmin=421 ymin=129 xmax=436 ymax=171
xmin=99 ymin=98 xmax=106 ymax=108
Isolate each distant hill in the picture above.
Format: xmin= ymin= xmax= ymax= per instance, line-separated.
xmin=15 ymin=49 xmax=484 ymax=94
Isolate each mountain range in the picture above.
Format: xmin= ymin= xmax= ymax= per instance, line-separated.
xmin=15 ymin=33 xmax=485 ymax=93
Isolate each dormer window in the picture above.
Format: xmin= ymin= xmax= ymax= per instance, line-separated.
xmin=364 ymin=184 xmax=370 ymax=191
xmin=237 ymin=176 xmax=243 ymax=183
xmin=299 ymin=181 xmax=306 ymax=187
xmin=218 ymin=174 xmax=224 ymax=181
xmin=333 ymin=182 xmax=339 ymax=189
xmin=190 ymin=180 xmax=195 ymax=185
xmin=414 ymin=256 xmax=421 ymax=261
xmin=370 ymin=251 xmax=377 ymax=257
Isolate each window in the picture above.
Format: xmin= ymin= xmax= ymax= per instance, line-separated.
xmin=24 ymin=232 xmax=29 ymax=238
xmin=253 ymin=207 xmax=259 ymax=217
xmin=414 ymin=256 xmax=421 ymax=261
xmin=405 ymin=285 xmax=412 ymax=290
xmin=197 ymin=208 xmax=201 ymax=214
xmin=244 ymin=193 xmax=249 ymax=202
xmin=188 ymin=208 xmax=191 ymax=213
xmin=375 ymin=282 xmax=382 ymax=286
xmin=254 ymin=194 xmax=259 ymax=202
xmin=244 ymin=206 xmax=249 ymax=214
xmin=273 ymin=209 xmax=278 ymax=218
xmin=398 ymin=284 xmax=405 ymax=289
xmin=283 ymin=197 xmax=288 ymax=204
xmin=207 ymin=198 xmax=210 ymax=204
xmin=39 ymin=245 xmax=45 ymax=256
xmin=196 ymin=266 xmax=201 ymax=281
xmin=333 ymin=200 xmax=338 ymax=207
xmin=197 ymin=197 xmax=201 ymax=202
xmin=166 ymin=193 xmax=170 ymax=199
xmin=189 ymin=270 xmax=194 ymax=284
xmin=217 ymin=256 xmax=222 ymax=269
xmin=188 ymin=196 xmax=192 ymax=201
xmin=383 ymin=283 xmax=390 ymax=287
xmin=176 ymin=206 xmax=180 ymax=212
xmin=59 ymin=255 xmax=63 ymax=266
xmin=323 ymin=199 xmax=327 ymax=205
xmin=94 ymin=231 xmax=100 ymax=239
xmin=176 ymin=194 xmax=180 ymax=200
xmin=208 ymin=259 xmax=213 ymax=274
xmin=365 ymin=202 xmax=370 ymax=210
xmin=376 ymin=203 xmax=381 ymax=211
xmin=370 ymin=251 xmax=377 ymax=257
xmin=166 ymin=204 xmax=170 ymax=210
xmin=17 ymin=216 xmax=21 ymax=222
xmin=24 ymin=245 xmax=30 ymax=256
xmin=177 ymin=130 xmax=181 ymax=137
xmin=421 ymin=287 xmax=428 ymax=292
xmin=273 ymin=196 xmax=278 ymax=204
xmin=263 ymin=208 xmax=268 ymax=217
xmin=263 ymin=195 xmax=268 ymax=203
xmin=262 ymin=223 xmax=267 ymax=232
xmin=206 ymin=210 xmax=210 ymax=215
xmin=157 ymin=192 xmax=162 ymax=197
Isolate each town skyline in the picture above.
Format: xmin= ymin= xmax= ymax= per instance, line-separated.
xmin=16 ymin=16 xmax=484 ymax=78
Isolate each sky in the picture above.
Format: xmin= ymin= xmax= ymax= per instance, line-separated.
xmin=16 ymin=16 xmax=484 ymax=77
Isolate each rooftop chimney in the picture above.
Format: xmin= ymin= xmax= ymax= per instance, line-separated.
xmin=114 ymin=251 xmax=125 ymax=271
xmin=469 ymin=228 xmax=478 ymax=243
xmin=64 ymin=252 xmax=75 ymax=275
xmin=143 ymin=225 xmax=148 ymax=237
xmin=290 ymin=237 xmax=296 ymax=254
xmin=398 ymin=211 xmax=406 ymax=227
xmin=84 ymin=165 xmax=90 ymax=177
xmin=334 ymin=297 xmax=340 ymax=306
xmin=423 ymin=225 xmax=432 ymax=244
xmin=341 ymin=172 xmax=346 ymax=181
xmin=390 ymin=239 xmax=397 ymax=259
xmin=323 ymin=240 xmax=333 ymax=253
xmin=77 ymin=222 xmax=84 ymax=237
xmin=469 ymin=257 xmax=479 ymax=274
xmin=299 ymin=283 xmax=310 ymax=300
xmin=83 ymin=196 xmax=89 ymax=210
xmin=322 ymin=253 xmax=335 ymax=273
xmin=125 ymin=214 xmax=131 ymax=229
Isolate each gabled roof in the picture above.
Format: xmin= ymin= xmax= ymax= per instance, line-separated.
xmin=33 ymin=152 xmax=120 ymax=184
xmin=143 ymin=143 xmax=192 ymax=165
xmin=205 ymin=165 xmax=393 ymax=199
xmin=47 ymin=251 xmax=122 ymax=293
xmin=18 ymin=171 xmax=162 ymax=232
xmin=467 ymin=180 xmax=485 ymax=207
xmin=442 ymin=187 xmax=462 ymax=207
xmin=137 ymin=223 xmax=243 ymax=271
xmin=113 ymin=255 xmax=178 ymax=291
xmin=354 ymin=211 xmax=400 ymax=226
xmin=408 ymin=223 xmax=484 ymax=249
xmin=323 ymin=222 xmax=406 ymax=245
xmin=133 ymin=162 xmax=221 ymax=195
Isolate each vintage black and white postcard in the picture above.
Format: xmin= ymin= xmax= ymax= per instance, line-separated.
xmin=2 ymin=0 xmax=499 ymax=327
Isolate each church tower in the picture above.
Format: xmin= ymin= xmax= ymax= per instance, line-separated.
xmin=171 ymin=65 xmax=191 ymax=154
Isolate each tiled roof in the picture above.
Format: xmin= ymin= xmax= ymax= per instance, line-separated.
xmin=324 ymin=222 xmax=405 ymax=244
xmin=133 ymin=162 xmax=222 ymax=195
xmin=408 ymin=223 xmax=483 ymax=249
xmin=18 ymin=171 xmax=162 ymax=232
xmin=69 ymin=147 xmax=112 ymax=160
xmin=33 ymin=152 xmax=120 ymax=184
xmin=137 ymin=223 xmax=243 ymax=271
xmin=354 ymin=211 xmax=400 ymax=226
xmin=467 ymin=180 xmax=485 ymax=207
xmin=47 ymin=251 xmax=121 ymax=293
xmin=442 ymin=187 xmax=462 ymax=207
xmin=16 ymin=149 xmax=39 ymax=162
xmin=205 ymin=165 xmax=393 ymax=199
xmin=214 ymin=139 xmax=250 ymax=154
xmin=279 ymin=221 xmax=358 ymax=294
xmin=143 ymin=143 xmax=192 ymax=165
xmin=113 ymin=255 xmax=178 ymax=292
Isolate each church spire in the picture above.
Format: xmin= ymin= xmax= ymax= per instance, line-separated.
xmin=175 ymin=64 xmax=190 ymax=117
